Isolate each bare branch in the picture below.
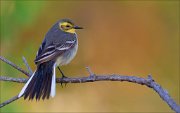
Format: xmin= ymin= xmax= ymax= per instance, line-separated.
xmin=0 ymin=56 xmax=30 ymax=76
xmin=0 ymin=76 xmax=27 ymax=83
xmin=1 ymin=75 xmax=180 ymax=112
xmin=0 ymin=56 xmax=180 ymax=112
xmin=0 ymin=95 xmax=20 ymax=108
xmin=22 ymin=56 xmax=33 ymax=76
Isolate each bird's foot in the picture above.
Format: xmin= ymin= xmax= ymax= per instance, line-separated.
xmin=60 ymin=75 xmax=68 ymax=87
xmin=58 ymin=66 xmax=68 ymax=87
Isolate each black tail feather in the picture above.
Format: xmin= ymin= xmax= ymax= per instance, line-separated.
xmin=42 ymin=73 xmax=52 ymax=100
xmin=23 ymin=61 xmax=55 ymax=100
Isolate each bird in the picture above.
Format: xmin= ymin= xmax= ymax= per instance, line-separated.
xmin=18 ymin=19 xmax=83 ymax=100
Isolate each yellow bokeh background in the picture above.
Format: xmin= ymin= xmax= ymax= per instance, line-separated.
xmin=0 ymin=1 xmax=179 ymax=112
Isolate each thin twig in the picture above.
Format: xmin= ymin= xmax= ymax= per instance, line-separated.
xmin=0 ymin=56 xmax=30 ymax=76
xmin=22 ymin=56 xmax=33 ymax=76
xmin=0 ymin=56 xmax=180 ymax=112
xmin=0 ymin=95 xmax=20 ymax=108
xmin=86 ymin=66 xmax=94 ymax=75
xmin=86 ymin=66 xmax=96 ymax=81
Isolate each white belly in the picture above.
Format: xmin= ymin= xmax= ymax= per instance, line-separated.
xmin=56 ymin=42 xmax=78 ymax=66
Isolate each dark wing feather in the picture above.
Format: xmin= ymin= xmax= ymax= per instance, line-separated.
xmin=34 ymin=40 xmax=76 ymax=65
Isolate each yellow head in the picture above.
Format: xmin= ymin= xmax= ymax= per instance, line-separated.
xmin=59 ymin=19 xmax=83 ymax=33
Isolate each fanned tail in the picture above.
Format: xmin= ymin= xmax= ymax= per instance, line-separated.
xmin=18 ymin=61 xmax=56 ymax=100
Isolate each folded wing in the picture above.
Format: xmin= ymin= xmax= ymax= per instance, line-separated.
xmin=34 ymin=40 xmax=76 ymax=65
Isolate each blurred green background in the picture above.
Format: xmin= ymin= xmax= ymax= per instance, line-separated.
xmin=0 ymin=0 xmax=179 ymax=112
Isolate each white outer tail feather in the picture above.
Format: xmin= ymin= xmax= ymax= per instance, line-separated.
xmin=18 ymin=71 xmax=36 ymax=98
xmin=50 ymin=64 xmax=56 ymax=97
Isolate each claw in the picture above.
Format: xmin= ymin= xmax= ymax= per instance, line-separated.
xmin=60 ymin=79 xmax=63 ymax=88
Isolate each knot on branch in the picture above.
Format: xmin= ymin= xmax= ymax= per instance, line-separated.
xmin=147 ymin=74 xmax=154 ymax=83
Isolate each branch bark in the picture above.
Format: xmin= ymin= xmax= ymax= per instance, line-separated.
xmin=0 ymin=56 xmax=180 ymax=112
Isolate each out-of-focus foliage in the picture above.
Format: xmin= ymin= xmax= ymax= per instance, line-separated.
xmin=0 ymin=1 xmax=179 ymax=112
xmin=1 ymin=1 xmax=44 ymax=41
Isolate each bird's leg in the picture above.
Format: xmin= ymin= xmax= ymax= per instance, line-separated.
xmin=58 ymin=66 xmax=68 ymax=87
xmin=58 ymin=66 xmax=67 ymax=78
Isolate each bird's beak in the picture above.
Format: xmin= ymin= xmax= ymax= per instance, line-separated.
xmin=74 ymin=26 xmax=83 ymax=29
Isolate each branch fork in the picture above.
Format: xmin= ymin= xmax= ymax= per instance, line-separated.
xmin=86 ymin=66 xmax=96 ymax=82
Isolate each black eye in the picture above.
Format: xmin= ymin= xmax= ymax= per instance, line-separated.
xmin=66 ymin=25 xmax=70 ymax=27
